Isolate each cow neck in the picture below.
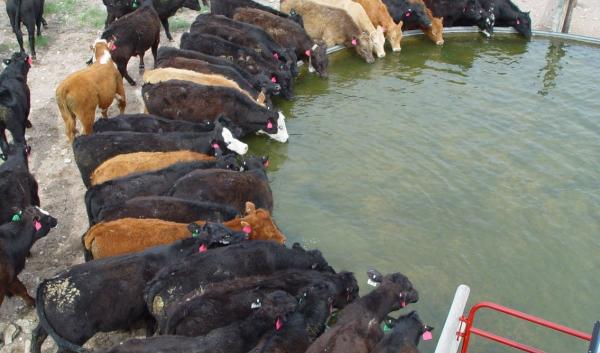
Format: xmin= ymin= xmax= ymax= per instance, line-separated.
xmin=223 ymin=217 xmax=244 ymax=230
xmin=1 ymin=65 xmax=27 ymax=81
xmin=355 ymin=285 xmax=402 ymax=321
xmin=1 ymin=218 xmax=36 ymax=258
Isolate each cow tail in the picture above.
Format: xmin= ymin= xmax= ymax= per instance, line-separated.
xmin=35 ymin=281 xmax=90 ymax=353
xmin=55 ymin=85 xmax=76 ymax=126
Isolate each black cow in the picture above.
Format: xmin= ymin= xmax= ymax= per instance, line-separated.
xmin=144 ymin=241 xmax=334 ymax=324
xmin=5 ymin=0 xmax=45 ymax=60
xmin=210 ymin=0 xmax=304 ymax=28
xmin=249 ymin=281 xmax=345 ymax=353
xmin=97 ymin=291 xmax=298 ymax=353
xmin=157 ymin=46 xmax=281 ymax=96
xmin=142 ymin=80 xmax=289 ymax=142
xmin=167 ymin=155 xmax=273 ymax=214
xmin=382 ymin=0 xmax=432 ymax=29
xmin=479 ymin=0 xmax=531 ymax=39
xmin=73 ymin=123 xmax=244 ymax=188
xmin=191 ymin=14 xmax=298 ymax=77
xmin=0 ymin=143 xmax=39 ymax=224
xmin=423 ymin=0 xmax=494 ymax=35
xmin=0 ymin=206 xmax=56 ymax=308
xmin=31 ymin=223 xmax=243 ymax=353
xmin=103 ymin=0 xmax=203 ymax=41
xmin=84 ymin=157 xmax=238 ymax=226
xmin=161 ymin=270 xmax=357 ymax=336
xmin=233 ymin=7 xmax=329 ymax=78
xmin=100 ymin=0 xmax=160 ymax=85
xmin=180 ymin=32 xmax=294 ymax=99
xmin=305 ymin=269 xmax=419 ymax=353
xmin=0 ymin=51 xmax=31 ymax=159
xmin=92 ymin=113 xmax=231 ymax=135
xmin=371 ymin=311 xmax=434 ymax=353
xmin=97 ymin=196 xmax=240 ymax=224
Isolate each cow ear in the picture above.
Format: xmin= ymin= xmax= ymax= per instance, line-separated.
xmin=3 ymin=59 xmax=11 ymax=66
xmin=245 ymin=202 xmax=256 ymax=214
xmin=366 ymin=268 xmax=383 ymax=285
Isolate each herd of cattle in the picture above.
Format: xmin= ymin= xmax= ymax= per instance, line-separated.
xmin=1 ymin=0 xmax=533 ymax=351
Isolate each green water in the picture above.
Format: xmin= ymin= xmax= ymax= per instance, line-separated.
xmin=246 ymin=34 xmax=600 ymax=352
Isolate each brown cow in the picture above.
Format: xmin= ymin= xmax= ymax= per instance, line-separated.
xmin=90 ymin=150 xmax=215 ymax=186
xmin=55 ymin=39 xmax=126 ymax=142
xmin=353 ymin=0 xmax=403 ymax=51
xmin=406 ymin=0 xmax=444 ymax=45
xmin=281 ymin=0 xmax=375 ymax=64
xmin=83 ymin=202 xmax=285 ymax=259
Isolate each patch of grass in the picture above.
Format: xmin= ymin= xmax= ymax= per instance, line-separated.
xmin=44 ymin=0 xmax=77 ymax=15
xmin=34 ymin=35 xmax=50 ymax=48
xmin=79 ymin=8 xmax=106 ymax=29
xmin=169 ymin=18 xmax=191 ymax=32
xmin=0 ymin=43 xmax=13 ymax=58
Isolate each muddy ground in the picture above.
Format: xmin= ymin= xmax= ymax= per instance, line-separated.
xmin=0 ymin=1 xmax=198 ymax=352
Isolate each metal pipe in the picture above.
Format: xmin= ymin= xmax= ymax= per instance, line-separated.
xmin=469 ymin=327 xmax=546 ymax=353
xmin=561 ymin=0 xmax=577 ymax=33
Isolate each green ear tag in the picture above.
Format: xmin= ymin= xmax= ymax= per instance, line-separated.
xmin=192 ymin=230 xmax=200 ymax=238
xmin=383 ymin=322 xmax=392 ymax=332
xmin=132 ymin=0 xmax=139 ymax=8
xmin=11 ymin=211 xmax=22 ymax=222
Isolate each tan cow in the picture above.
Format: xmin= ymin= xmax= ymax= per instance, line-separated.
xmin=55 ymin=39 xmax=126 ymax=142
xmin=310 ymin=0 xmax=386 ymax=58
xmin=282 ymin=0 xmax=375 ymax=63
xmin=353 ymin=0 xmax=403 ymax=51
xmin=143 ymin=67 xmax=266 ymax=106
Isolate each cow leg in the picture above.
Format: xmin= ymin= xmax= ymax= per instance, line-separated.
xmin=116 ymin=79 xmax=126 ymax=114
xmin=41 ymin=16 xmax=47 ymax=28
xmin=36 ymin=16 xmax=43 ymax=36
xmin=8 ymin=278 xmax=35 ymax=306
xmin=161 ymin=18 xmax=174 ymax=42
xmin=25 ymin=20 xmax=37 ymax=60
xmin=81 ymin=111 xmax=96 ymax=135
xmin=31 ymin=325 xmax=49 ymax=353
xmin=117 ymin=60 xmax=136 ymax=86
xmin=139 ymin=54 xmax=145 ymax=71
xmin=60 ymin=110 xmax=77 ymax=143
xmin=9 ymin=14 xmax=25 ymax=53
xmin=151 ymin=37 xmax=159 ymax=69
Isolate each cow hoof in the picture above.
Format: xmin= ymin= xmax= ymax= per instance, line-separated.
xmin=169 ymin=38 xmax=175 ymax=43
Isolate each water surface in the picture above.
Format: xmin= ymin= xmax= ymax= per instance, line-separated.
xmin=246 ymin=34 xmax=600 ymax=352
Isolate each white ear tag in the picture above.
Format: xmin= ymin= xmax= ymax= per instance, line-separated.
xmin=251 ymin=299 xmax=262 ymax=309
xmin=367 ymin=279 xmax=379 ymax=287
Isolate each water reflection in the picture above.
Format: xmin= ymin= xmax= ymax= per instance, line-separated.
xmin=537 ymin=40 xmax=567 ymax=96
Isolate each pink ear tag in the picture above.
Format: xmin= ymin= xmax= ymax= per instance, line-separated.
xmin=305 ymin=49 xmax=311 ymax=57
xmin=273 ymin=52 xmax=279 ymax=60
xmin=405 ymin=11 xmax=411 ymax=17
xmin=422 ymin=331 xmax=433 ymax=341
xmin=267 ymin=121 xmax=273 ymax=129
xmin=401 ymin=300 xmax=406 ymax=307
xmin=34 ymin=220 xmax=42 ymax=231
xmin=243 ymin=225 xmax=252 ymax=234
xmin=263 ymin=159 xmax=269 ymax=168
xmin=199 ymin=244 xmax=208 ymax=253
xmin=275 ymin=317 xmax=283 ymax=331
xmin=271 ymin=76 xmax=277 ymax=83
xmin=27 ymin=56 xmax=33 ymax=65
xmin=212 ymin=143 xmax=220 ymax=149
xmin=351 ymin=38 xmax=358 ymax=46
xmin=516 ymin=19 xmax=520 ymax=25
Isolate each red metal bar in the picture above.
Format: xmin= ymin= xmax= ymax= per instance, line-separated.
xmin=470 ymin=327 xmax=546 ymax=353
xmin=460 ymin=301 xmax=591 ymax=353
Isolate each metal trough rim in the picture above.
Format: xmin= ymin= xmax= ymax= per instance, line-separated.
xmin=325 ymin=27 xmax=600 ymax=55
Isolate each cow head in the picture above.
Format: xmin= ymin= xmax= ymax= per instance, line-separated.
xmin=254 ymin=290 xmax=298 ymax=331
xmin=187 ymin=222 xmax=247 ymax=248
xmin=402 ymin=4 xmax=431 ymax=29
xmin=424 ymin=15 xmax=444 ymax=45
xmin=372 ymin=26 xmax=386 ymax=59
xmin=477 ymin=7 xmax=495 ymax=37
xmin=214 ymin=153 xmax=241 ymax=170
xmin=257 ymin=111 xmax=289 ymax=143
xmin=385 ymin=21 xmax=404 ymax=52
xmin=2 ymin=52 xmax=32 ymax=77
xmin=17 ymin=206 xmax=58 ymax=241
xmin=91 ymin=39 xmax=115 ymax=65
xmin=387 ymin=311 xmax=434 ymax=344
xmin=210 ymin=117 xmax=248 ymax=155
xmin=182 ymin=0 xmax=201 ymax=11
xmin=513 ymin=12 xmax=532 ymax=40
xmin=366 ymin=269 xmax=419 ymax=311
xmin=308 ymin=40 xmax=329 ymax=78
xmin=255 ymin=73 xmax=281 ymax=96
xmin=352 ymin=32 xmax=375 ymax=64
xmin=332 ymin=271 xmax=359 ymax=308
xmin=239 ymin=201 xmax=286 ymax=245
xmin=462 ymin=0 xmax=485 ymax=21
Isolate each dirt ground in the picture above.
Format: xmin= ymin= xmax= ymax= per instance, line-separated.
xmin=0 ymin=1 xmax=198 ymax=352
xmin=0 ymin=0 xmax=598 ymax=352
